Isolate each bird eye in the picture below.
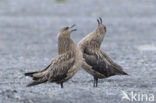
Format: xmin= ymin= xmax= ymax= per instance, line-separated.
xmin=64 ymin=27 xmax=69 ymax=30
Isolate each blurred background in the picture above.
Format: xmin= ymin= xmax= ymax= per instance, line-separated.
xmin=0 ymin=0 xmax=156 ymax=103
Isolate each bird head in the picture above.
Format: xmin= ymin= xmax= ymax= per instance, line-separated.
xmin=96 ymin=17 xmax=106 ymax=34
xmin=58 ymin=24 xmax=77 ymax=38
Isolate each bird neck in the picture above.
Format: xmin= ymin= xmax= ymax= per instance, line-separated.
xmin=58 ymin=37 xmax=74 ymax=55
xmin=88 ymin=30 xmax=104 ymax=48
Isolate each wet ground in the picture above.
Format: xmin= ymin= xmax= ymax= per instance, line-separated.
xmin=0 ymin=0 xmax=156 ymax=103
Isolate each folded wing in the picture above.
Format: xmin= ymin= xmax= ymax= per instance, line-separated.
xmin=83 ymin=48 xmax=127 ymax=77
xmin=25 ymin=51 xmax=75 ymax=86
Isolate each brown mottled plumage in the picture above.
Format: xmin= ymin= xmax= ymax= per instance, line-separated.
xmin=78 ymin=17 xmax=128 ymax=87
xmin=25 ymin=25 xmax=83 ymax=88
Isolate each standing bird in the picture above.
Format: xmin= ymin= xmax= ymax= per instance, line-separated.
xmin=25 ymin=25 xmax=83 ymax=88
xmin=78 ymin=17 xmax=128 ymax=87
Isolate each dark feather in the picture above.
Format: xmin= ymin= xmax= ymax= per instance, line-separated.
xmin=25 ymin=64 xmax=51 ymax=78
xmin=84 ymin=48 xmax=128 ymax=77
xmin=122 ymin=71 xmax=128 ymax=75
xmin=25 ymin=72 xmax=37 ymax=77
xmin=27 ymin=79 xmax=47 ymax=87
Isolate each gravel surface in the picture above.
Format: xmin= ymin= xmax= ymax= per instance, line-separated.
xmin=0 ymin=0 xmax=156 ymax=103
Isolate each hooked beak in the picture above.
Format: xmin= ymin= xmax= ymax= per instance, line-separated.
xmin=70 ymin=24 xmax=77 ymax=32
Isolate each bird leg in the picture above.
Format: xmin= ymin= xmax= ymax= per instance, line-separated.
xmin=93 ymin=77 xmax=98 ymax=87
xmin=95 ymin=78 xmax=98 ymax=87
xmin=60 ymin=82 xmax=64 ymax=88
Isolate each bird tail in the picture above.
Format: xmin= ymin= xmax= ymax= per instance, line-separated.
xmin=25 ymin=72 xmax=38 ymax=77
xmin=26 ymin=79 xmax=47 ymax=87
xmin=122 ymin=71 xmax=128 ymax=75
xmin=25 ymin=64 xmax=51 ymax=87
xmin=25 ymin=70 xmax=48 ymax=87
xmin=112 ymin=63 xmax=128 ymax=75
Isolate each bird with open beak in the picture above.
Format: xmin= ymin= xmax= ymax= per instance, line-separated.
xmin=25 ymin=25 xmax=83 ymax=88
xmin=78 ymin=17 xmax=128 ymax=87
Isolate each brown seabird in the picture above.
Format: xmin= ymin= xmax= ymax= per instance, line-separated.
xmin=78 ymin=18 xmax=128 ymax=87
xmin=25 ymin=25 xmax=83 ymax=88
